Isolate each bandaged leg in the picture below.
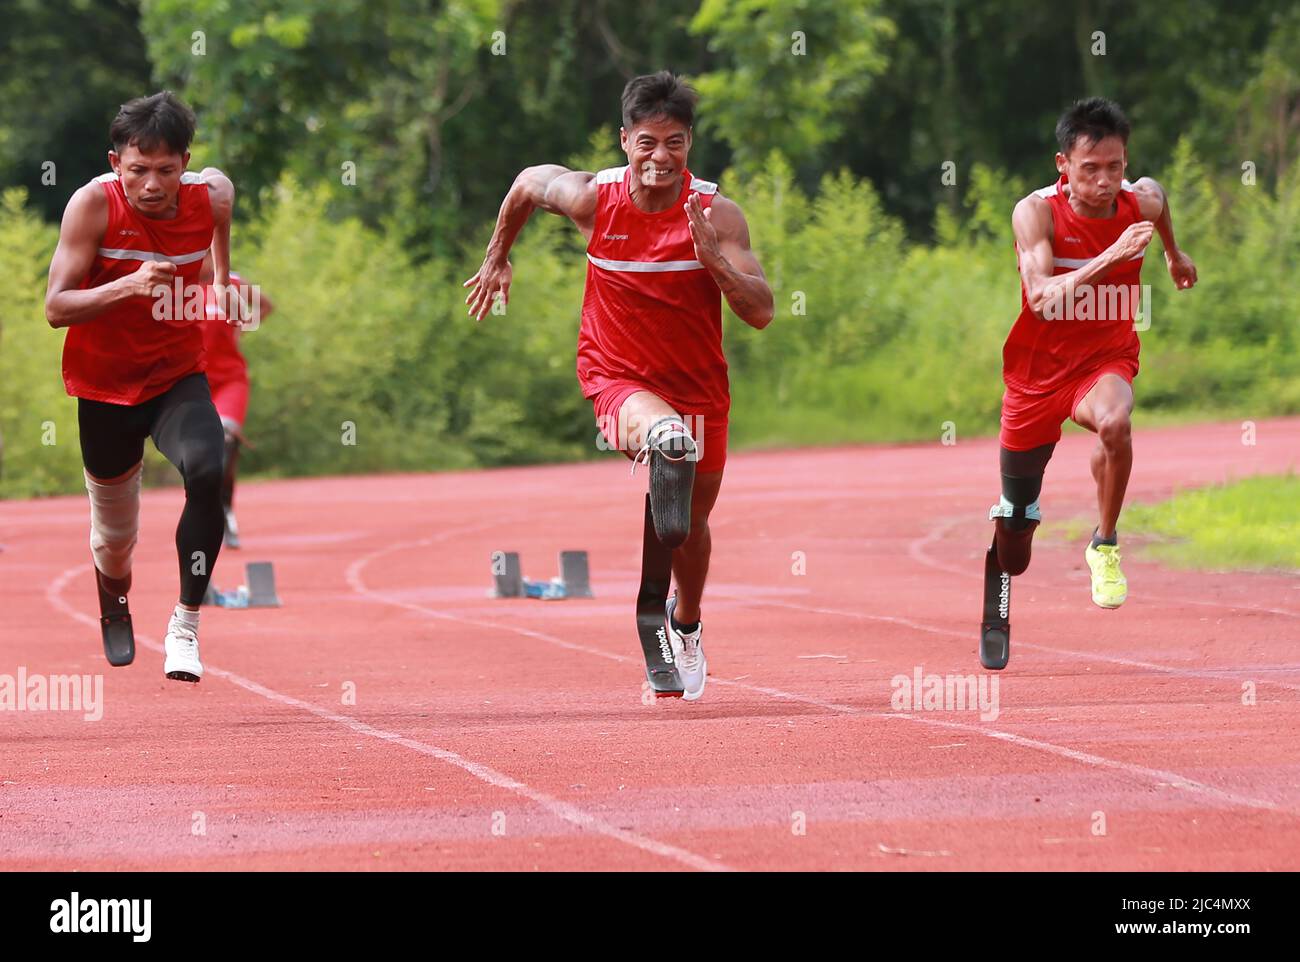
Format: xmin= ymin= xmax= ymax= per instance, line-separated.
xmin=990 ymin=443 xmax=1054 ymax=576
xmin=85 ymin=462 xmax=143 ymax=585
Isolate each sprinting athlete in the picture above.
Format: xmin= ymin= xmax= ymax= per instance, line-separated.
xmin=991 ymin=98 xmax=1197 ymax=609
xmin=464 ymin=71 xmax=774 ymax=699
xmin=198 ymin=255 xmax=274 ymax=548
xmin=45 ymin=91 xmax=236 ymax=682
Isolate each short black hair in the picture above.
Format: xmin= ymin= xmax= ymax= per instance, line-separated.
xmin=1056 ymin=97 xmax=1130 ymax=155
xmin=109 ymin=91 xmax=197 ymax=156
xmin=621 ymin=71 xmax=697 ymax=130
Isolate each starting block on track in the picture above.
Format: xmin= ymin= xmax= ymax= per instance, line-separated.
xmin=202 ymin=561 xmax=282 ymax=608
xmin=490 ymin=550 xmax=593 ymax=600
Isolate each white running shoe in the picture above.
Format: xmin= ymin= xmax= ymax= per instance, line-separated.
xmin=164 ymin=611 xmax=203 ymax=683
xmin=665 ymin=594 xmax=706 ymax=701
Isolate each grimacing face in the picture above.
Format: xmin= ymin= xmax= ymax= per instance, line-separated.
xmin=1056 ymin=134 xmax=1127 ymax=213
xmin=620 ymin=116 xmax=691 ymax=190
xmin=109 ymin=142 xmax=190 ymax=218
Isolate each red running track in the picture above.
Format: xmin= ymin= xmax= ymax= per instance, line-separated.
xmin=2 ymin=418 xmax=1298 ymax=871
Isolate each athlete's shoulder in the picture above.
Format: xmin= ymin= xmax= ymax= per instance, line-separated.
xmin=703 ymin=191 xmax=742 ymax=223
xmin=1011 ymin=190 xmax=1053 ymax=244
xmin=545 ymin=167 xmax=599 ymax=223
xmin=594 ymin=165 xmax=627 ymax=185
xmin=1028 ymin=178 xmax=1061 ymax=200
xmin=193 ymin=167 xmax=232 ymax=216
xmin=1013 ymin=188 xmax=1053 ymax=221
xmin=63 ymin=178 xmax=110 ymax=231
xmin=80 ymin=174 xmax=117 ymax=203
xmin=1123 ymin=176 xmax=1164 ymax=220
xmin=179 ymin=170 xmax=207 ymax=194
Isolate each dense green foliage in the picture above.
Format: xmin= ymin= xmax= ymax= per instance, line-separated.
xmin=1 ymin=1 xmax=1297 ymax=496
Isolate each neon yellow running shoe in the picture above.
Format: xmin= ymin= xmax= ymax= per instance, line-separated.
xmin=1085 ymin=542 xmax=1127 ymax=609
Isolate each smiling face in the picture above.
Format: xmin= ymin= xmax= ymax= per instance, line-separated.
xmin=109 ymin=142 xmax=190 ymax=218
xmin=620 ymin=115 xmax=691 ymax=192
xmin=1056 ymin=135 xmax=1127 ymax=214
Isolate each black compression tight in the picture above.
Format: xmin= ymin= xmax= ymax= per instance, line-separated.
xmin=78 ymin=374 xmax=225 ymax=607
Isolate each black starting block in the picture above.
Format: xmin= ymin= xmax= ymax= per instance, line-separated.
xmin=202 ymin=561 xmax=282 ymax=608
xmin=490 ymin=550 xmax=593 ymax=600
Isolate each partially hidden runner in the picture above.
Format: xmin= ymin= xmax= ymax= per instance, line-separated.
xmin=464 ymin=71 xmax=774 ymax=700
xmin=198 ymin=252 xmax=274 ymax=549
xmin=45 ymin=91 xmax=237 ymax=682
xmin=981 ymin=97 xmax=1198 ymax=669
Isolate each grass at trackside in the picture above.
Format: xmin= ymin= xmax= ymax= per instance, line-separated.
xmin=1049 ymin=474 xmax=1299 ymax=572
xmin=1121 ymin=473 xmax=1300 ymax=571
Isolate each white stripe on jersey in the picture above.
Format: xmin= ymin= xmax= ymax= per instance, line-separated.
xmin=98 ymin=247 xmax=209 ymax=265
xmin=587 ymin=253 xmax=705 ymax=273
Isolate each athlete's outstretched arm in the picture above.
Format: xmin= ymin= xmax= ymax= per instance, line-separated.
xmin=1013 ymin=194 xmax=1154 ymax=320
xmin=1131 ymin=177 xmax=1197 ymax=290
xmin=463 ymin=165 xmax=598 ymax=322
xmin=45 ymin=185 xmax=176 ymax=329
xmin=684 ymin=193 xmax=774 ymax=330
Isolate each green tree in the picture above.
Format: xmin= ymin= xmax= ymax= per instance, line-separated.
xmin=689 ymin=0 xmax=894 ymax=174
xmin=0 ymin=0 xmax=153 ymax=222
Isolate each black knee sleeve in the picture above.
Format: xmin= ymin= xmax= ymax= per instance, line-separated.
xmin=991 ymin=443 xmax=1054 ymax=575
xmin=996 ymin=443 xmax=1054 ymax=530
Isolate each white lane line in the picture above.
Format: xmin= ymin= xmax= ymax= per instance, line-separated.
xmin=348 ymin=539 xmax=1294 ymax=817
xmin=45 ymin=563 xmax=729 ymax=873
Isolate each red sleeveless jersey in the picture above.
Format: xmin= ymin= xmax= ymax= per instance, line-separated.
xmin=578 ymin=165 xmax=729 ymax=416
xmin=62 ymin=172 xmax=214 ymax=405
xmin=200 ymin=271 xmax=248 ymax=388
xmin=1003 ymin=174 xmax=1146 ymax=394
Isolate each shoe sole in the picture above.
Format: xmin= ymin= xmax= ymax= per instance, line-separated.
xmin=165 ymin=670 xmax=202 ymax=683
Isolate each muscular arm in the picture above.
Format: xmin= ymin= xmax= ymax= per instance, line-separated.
xmin=45 ymin=185 xmax=133 ymax=329
xmin=487 ymin=165 xmax=597 ymax=257
xmin=687 ymin=194 xmax=774 ymax=330
xmin=1013 ymin=194 xmax=1154 ymax=320
xmin=464 ymin=165 xmax=597 ymax=320
xmin=202 ymin=167 xmax=235 ymax=287
xmin=1131 ymin=176 xmax=1197 ymax=290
